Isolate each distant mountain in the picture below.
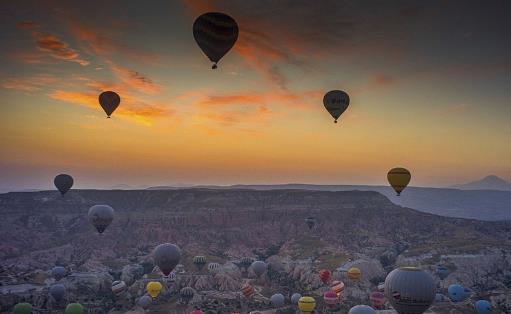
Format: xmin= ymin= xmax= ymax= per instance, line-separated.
xmin=452 ymin=175 xmax=511 ymax=191
xmin=147 ymin=183 xmax=511 ymax=221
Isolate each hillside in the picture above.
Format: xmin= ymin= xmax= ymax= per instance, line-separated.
xmin=0 ymin=189 xmax=510 ymax=313
xmin=452 ymin=175 xmax=511 ymax=191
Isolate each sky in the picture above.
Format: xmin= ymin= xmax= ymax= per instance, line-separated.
xmin=1 ymin=0 xmax=511 ymax=191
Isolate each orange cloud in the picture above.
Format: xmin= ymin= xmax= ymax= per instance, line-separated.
xmin=108 ymin=62 xmax=161 ymax=94
xmin=1 ymin=75 xmax=60 ymax=92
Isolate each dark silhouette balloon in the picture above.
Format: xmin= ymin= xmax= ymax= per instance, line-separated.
xmin=50 ymin=284 xmax=66 ymax=302
xmin=98 ymin=91 xmax=120 ymax=118
xmin=153 ymin=243 xmax=181 ymax=276
xmin=54 ymin=174 xmax=73 ymax=196
xmin=305 ymin=216 xmax=316 ymax=230
xmin=88 ymin=205 xmax=114 ymax=234
xmin=193 ymin=12 xmax=239 ymax=69
xmin=51 ymin=266 xmax=66 ymax=280
xmin=138 ymin=295 xmax=152 ymax=310
xmin=387 ymin=167 xmax=411 ymax=196
xmin=323 ymin=90 xmax=350 ymax=123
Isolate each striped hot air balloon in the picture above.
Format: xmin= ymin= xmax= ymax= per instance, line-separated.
xmin=193 ymin=255 xmax=207 ymax=271
xmin=298 ymin=296 xmax=316 ymax=314
xmin=348 ymin=267 xmax=361 ymax=281
xmin=208 ymin=262 xmax=220 ymax=272
xmin=331 ymin=280 xmax=346 ymax=298
xmin=319 ymin=269 xmax=332 ymax=284
xmin=324 ymin=290 xmax=338 ymax=308
xmin=180 ymin=287 xmax=195 ymax=303
xmin=193 ymin=12 xmax=239 ymax=69
xmin=370 ymin=291 xmax=386 ymax=308
xmin=111 ymin=280 xmax=127 ymax=296
xmin=241 ymin=283 xmax=254 ymax=298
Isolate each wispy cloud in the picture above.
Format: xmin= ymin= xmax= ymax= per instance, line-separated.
xmin=1 ymin=74 xmax=60 ymax=92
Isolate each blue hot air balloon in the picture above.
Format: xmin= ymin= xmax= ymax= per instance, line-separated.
xmin=448 ymin=284 xmax=469 ymax=302
xmin=474 ymin=300 xmax=492 ymax=314
xmin=436 ymin=266 xmax=449 ymax=280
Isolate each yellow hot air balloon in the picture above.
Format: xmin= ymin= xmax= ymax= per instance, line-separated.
xmin=387 ymin=167 xmax=411 ymax=196
xmin=298 ymin=296 xmax=316 ymax=314
xmin=146 ymin=281 xmax=163 ymax=299
xmin=347 ymin=267 xmax=361 ymax=281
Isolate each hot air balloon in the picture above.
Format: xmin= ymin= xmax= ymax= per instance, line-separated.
xmin=88 ymin=205 xmax=114 ymax=234
xmin=180 ymin=286 xmax=195 ymax=303
xmin=305 ymin=216 xmax=316 ymax=230
xmin=65 ymin=303 xmax=84 ymax=314
xmin=50 ymin=284 xmax=66 ymax=302
xmin=112 ymin=280 xmax=127 ymax=296
xmin=191 ymin=309 xmax=205 ymax=314
xmin=436 ymin=265 xmax=449 ymax=280
xmin=167 ymin=271 xmax=177 ymax=282
xmin=138 ymin=295 xmax=152 ymax=310
xmin=147 ymin=281 xmax=163 ymax=299
xmin=154 ymin=243 xmax=181 ymax=276
xmin=298 ymin=296 xmax=316 ymax=314
xmin=348 ymin=305 xmax=377 ymax=314
xmin=193 ymin=12 xmax=239 ymax=69
xmin=448 ymin=284 xmax=469 ymax=302
xmin=241 ymin=283 xmax=254 ymax=298
xmin=319 ymin=269 xmax=332 ymax=284
xmin=13 ymin=303 xmax=32 ymax=314
xmin=208 ymin=262 xmax=220 ymax=272
xmin=387 ymin=168 xmax=411 ymax=196
xmin=475 ymin=300 xmax=492 ymax=314
xmin=241 ymin=257 xmax=253 ymax=270
xmin=377 ymin=282 xmax=385 ymax=292
xmin=384 ymin=267 xmax=435 ymax=314
xmin=51 ymin=266 xmax=66 ymax=281
xmin=323 ymin=90 xmax=350 ymax=123
xmin=271 ymin=293 xmax=285 ymax=308
xmin=370 ymin=291 xmax=386 ymax=308
xmin=348 ymin=267 xmax=361 ymax=281
xmin=54 ymin=174 xmax=73 ymax=196
xmin=98 ymin=91 xmax=120 ymax=118
xmin=193 ymin=255 xmax=207 ymax=271
xmin=331 ymin=280 xmax=345 ymax=297
xmin=324 ymin=290 xmax=338 ymax=308
xmin=251 ymin=260 xmax=267 ymax=277
xmin=291 ymin=293 xmax=302 ymax=305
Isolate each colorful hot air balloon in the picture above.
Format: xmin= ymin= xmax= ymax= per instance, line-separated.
xmin=154 ymin=243 xmax=181 ymax=276
xmin=384 ymin=267 xmax=435 ymax=314
xmin=180 ymin=286 xmax=195 ymax=303
xmin=370 ymin=291 xmax=386 ymax=308
xmin=138 ymin=295 xmax=152 ymax=310
xmin=98 ymin=91 xmax=120 ymax=118
xmin=241 ymin=283 xmax=254 ymax=298
xmin=13 ymin=303 xmax=32 ymax=314
xmin=323 ymin=90 xmax=350 ymax=123
xmin=305 ymin=216 xmax=316 ymax=230
xmin=147 ymin=281 xmax=163 ymax=299
xmin=50 ymin=284 xmax=66 ymax=302
xmin=331 ymin=280 xmax=345 ymax=297
xmin=193 ymin=255 xmax=207 ymax=271
xmin=291 ymin=293 xmax=302 ymax=305
xmin=65 ymin=303 xmax=84 ymax=314
xmin=193 ymin=12 xmax=239 ymax=69
xmin=88 ymin=205 xmax=114 ymax=234
xmin=474 ymin=300 xmax=492 ymax=314
xmin=251 ymin=260 xmax=267 ymax=277
xmin=191 ymin=309 xmax=205 ymax=314
xmin=348 ymin=305 xmax=377 ymax=314
xmin=208 ymin=262 xmax=220 ymax=272
xmin=112 ymin=280 xmax=127 ymax=296
xmin=348 ymin=267 xmax=361 ymax=281
xmin=51 ymin=266 xmax=66 ymax=281
xmin=387 ymin=168 xmax=411 ymax=196
xmin=271 ymin=293 xmax=285 ymax=308
xmin=298 ymin=296 xmax=316 ymax=314
xmin=448 ymin=284 xmax=469 ymax=302
xmin=54 ymin=174 xmax=73 ymax=196
xmin=324 ymin=290 xmax=338 ymax=308
xmin=319 ymin=269 xmax=332 ymax=284
xmin=436 ymin=265 xmax=449 ymax=280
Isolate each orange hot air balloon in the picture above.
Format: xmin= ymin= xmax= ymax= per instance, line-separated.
xmin=241 ymin=283 xmax=254 ymax=298
xmin=331 ymin=280 xmax=346 ymax=297
xmin=319 ymin=269 xmax=332 ymax=284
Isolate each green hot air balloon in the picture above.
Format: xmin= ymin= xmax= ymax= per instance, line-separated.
xmin=193 ymin=12 xmax=239 ymax=69
xmin=323 ymin=90 xmax=350 ymax=123
xmin=65 ymin=303 xmax=84 ymax=314
xmin=13 ymin=303 xmax=32 ymax=314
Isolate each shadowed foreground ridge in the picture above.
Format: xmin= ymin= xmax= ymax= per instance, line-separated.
xmin=0 ymin=189 xmax=510 ymax=313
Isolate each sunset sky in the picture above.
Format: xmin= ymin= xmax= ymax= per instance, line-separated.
xmin=1 ymin=1 xmax=510 ymax=191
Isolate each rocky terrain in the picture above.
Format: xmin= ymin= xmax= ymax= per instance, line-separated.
xmin=0 ymin=189 xmax=510 ymax=313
